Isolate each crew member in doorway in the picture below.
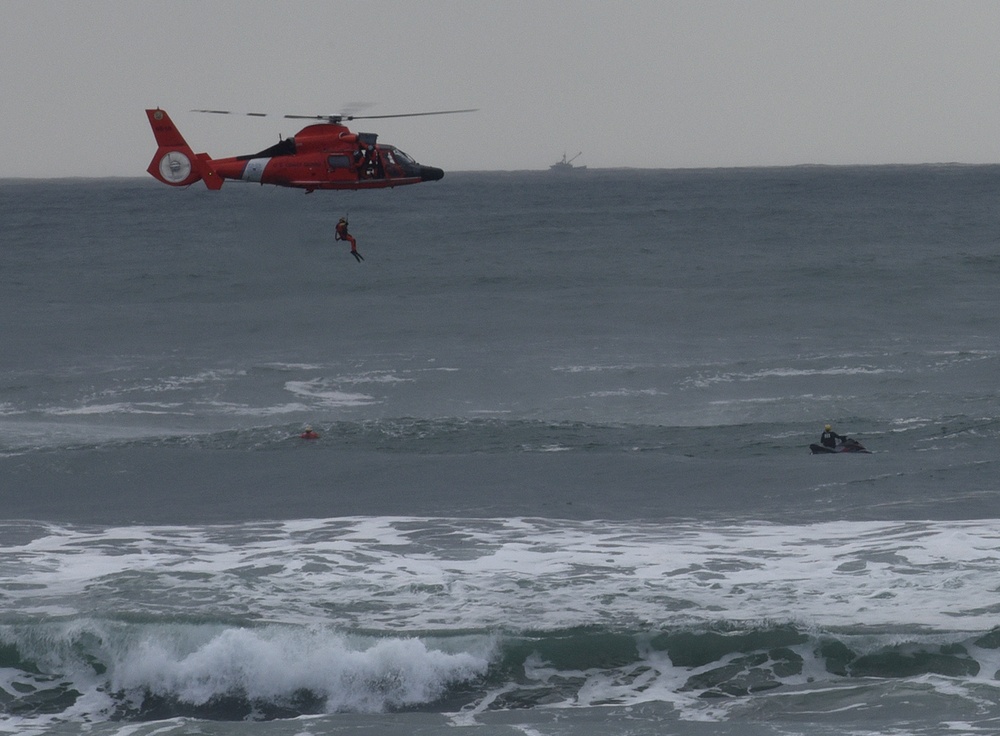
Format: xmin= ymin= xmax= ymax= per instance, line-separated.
xmin=820 ymin=424 xmax=845 ymax=448
xmin=364 ymin=145 xmax=382 ymax=178
xmin=336 ymin=217 xmax=363 ymax=262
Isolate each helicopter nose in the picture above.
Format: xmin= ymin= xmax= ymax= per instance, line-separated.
xmin=419 ymin=166 xmax=444 ymax=182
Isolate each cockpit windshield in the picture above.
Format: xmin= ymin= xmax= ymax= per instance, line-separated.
xmin=392 ymin=149 xmax=416 ymax=165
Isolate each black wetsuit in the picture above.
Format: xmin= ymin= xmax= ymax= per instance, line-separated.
xmin=820 ymin=430 xmax=845 ymax=448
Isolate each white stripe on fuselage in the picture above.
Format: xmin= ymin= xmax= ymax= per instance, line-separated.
xmin=241 ymin=158 xmax=270 ymax=183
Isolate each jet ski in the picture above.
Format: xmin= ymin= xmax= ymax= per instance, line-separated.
xmin=810 ymin=437 xmax=871 ymax=454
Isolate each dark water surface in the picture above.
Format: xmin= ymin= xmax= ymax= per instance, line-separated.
xmin=2 ymin=168 xmax=1000 ymax=735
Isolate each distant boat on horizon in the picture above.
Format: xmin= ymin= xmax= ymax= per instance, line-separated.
xmin=550 ymin=152 xmax=586 ymax=172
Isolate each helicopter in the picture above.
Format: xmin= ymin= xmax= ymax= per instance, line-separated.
xmin=145 ymin=107 xmax=475 ymax=193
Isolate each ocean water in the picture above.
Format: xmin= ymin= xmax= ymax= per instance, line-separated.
xmin=2 ymin=165 xmax=1000 ymax=735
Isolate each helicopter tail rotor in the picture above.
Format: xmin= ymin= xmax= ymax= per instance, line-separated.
xmin=146 ymin=109 xmax=222 ymax=189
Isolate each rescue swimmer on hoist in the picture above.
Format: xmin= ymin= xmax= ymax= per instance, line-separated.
xmin=335 ymin=217 xmax=362 ymax=262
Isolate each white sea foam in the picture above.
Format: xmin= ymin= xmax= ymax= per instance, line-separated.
xmin=553 ymin=363 xmax=651 ymax=373
xmin=4 ymin=518 xmax=1000 ymax=634
xmin=45 ymin=402 xmax=187 ymax=416
xmin=259 ymin=362 xmax=326 ymax=371
xmin=207 ymin=401 xmax=312 ymax=416
xmin=107 ymin=625 xmax=490 ymax=713
xmin=334 ymin=371 xmax=413 ymax=385
xmin=284 ymin=380 xmax=375 ymax=407
xmin=140 ymin=369 xmax=245 ymax=392
xmin=686 ymin=365 xmax=898 ymax=389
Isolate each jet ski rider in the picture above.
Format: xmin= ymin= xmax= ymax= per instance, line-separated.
xmin=820 ymin=424 xmax=846 ymax=449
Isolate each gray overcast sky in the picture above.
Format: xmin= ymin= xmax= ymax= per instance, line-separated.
xmin=3 ymin=0 xmax=1000 ymax=177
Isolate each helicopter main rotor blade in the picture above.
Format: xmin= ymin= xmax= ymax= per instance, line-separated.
xmin=283 ymin=109 xmax=479 ymax=122
xmin=192 ymin=109 xmax=269 ymax=117
xmin=195 ymin=109 xmax=351 ymax=124
xmin=194 ymin=108 xmax=478 ymax=124
xmin=344 ymin=108 xmax=479 ymax=120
